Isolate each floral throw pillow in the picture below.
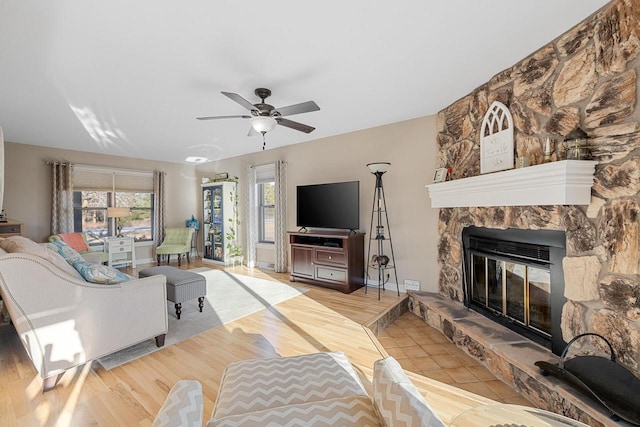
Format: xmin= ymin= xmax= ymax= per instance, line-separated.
xmin=45 ymin=239 xmax=84 ymax=265
xmin=72 ymin=260 xmax=132 ymax=284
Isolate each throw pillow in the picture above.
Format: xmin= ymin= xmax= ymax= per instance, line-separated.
xmin=373 ymin=356 xmax=445 ymax=427
xmin=0 ymin=236 xmax=83 ymax=279
xmin=72 ymin=260 xmax=132 ymax=284
xmin=152 ymin=380 xmax=203 ymax=427
xmin=46 ymin=239 xmax=84 ymax=265
xmin=57 ymin=233 xmax=89 ymax=253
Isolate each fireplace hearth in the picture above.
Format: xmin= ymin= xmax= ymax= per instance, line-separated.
xmin=462 ymin=227 xmax=567 ymax=355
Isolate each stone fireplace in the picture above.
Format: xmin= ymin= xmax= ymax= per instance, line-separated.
xmin=461 ymin=226 xmax=566 ymax=355
xmin=413 ymin=1 xmax=640 ymax=424
xmin=431 ymin=0 xmax=640 ymax=382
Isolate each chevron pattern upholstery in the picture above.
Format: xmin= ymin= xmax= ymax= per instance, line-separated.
xmin=373 ymin=357 xmax=445 ymax=427
xmin=152 ymin=380 xmax=203 ymax=427
xmin=156 ymin=353 xmax=447 ymax=426
xmin=212 ymin=352 xmax=370 ymax=419
xmin=208 ymin=395 xmax=380 ymax=427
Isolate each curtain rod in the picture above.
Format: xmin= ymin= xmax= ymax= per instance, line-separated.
xmin=249 ymin=160 xmax=286 ymax=169
xmin=44 ymin=161 xmax=72 ymax=165
xmin=45 ymin=161 xmax=154 ymax=177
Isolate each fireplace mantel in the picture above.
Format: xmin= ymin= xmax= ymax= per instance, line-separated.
xmin=426 ymin=160 xmax=598 ymax=208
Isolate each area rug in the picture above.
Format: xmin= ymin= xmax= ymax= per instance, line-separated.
xmin=97 ymin=268 xmax=307 ymax=370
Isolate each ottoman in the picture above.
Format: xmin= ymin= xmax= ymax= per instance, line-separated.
xmin=139 ymin=266 xmax=206 ymax=319
xmin=210 ymin=352 xmax=378 ymax=426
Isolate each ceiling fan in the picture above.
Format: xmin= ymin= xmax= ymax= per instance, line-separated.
xmin=197 ymin=88 xmax=320 ymax=150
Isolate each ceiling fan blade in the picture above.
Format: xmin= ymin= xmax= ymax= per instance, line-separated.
xmin=196 ymin=115 xmax=251 ymax=120
xmin=221 ymin=91 xmax=258 ymax=111
xmin=273 ymin=101 xmax=320 ymax=117
xmin=275 ymin=117 xmax=316 ymax=133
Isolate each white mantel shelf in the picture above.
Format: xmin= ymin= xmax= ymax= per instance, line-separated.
xmin=426 ymin=160 xmax=598 ymax=208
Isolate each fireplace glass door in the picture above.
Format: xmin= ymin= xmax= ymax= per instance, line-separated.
xmin=471 ymin=254 xmax=551 ymax=337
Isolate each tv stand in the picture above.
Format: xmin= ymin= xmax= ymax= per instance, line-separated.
xmin=288 ymin=230 xmax=365 ymax=293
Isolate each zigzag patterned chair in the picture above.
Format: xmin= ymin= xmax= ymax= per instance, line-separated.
xmin=152 ymin=351 xmax=445 ymax=427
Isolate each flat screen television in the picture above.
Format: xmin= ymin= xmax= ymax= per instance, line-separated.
xmin=296 ymin=181 xmax=359 ymax=230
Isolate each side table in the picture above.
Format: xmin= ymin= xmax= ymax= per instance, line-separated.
xmin=0 ymin=219 xmax=23 ymax=238
xmin=107 ymin=236 xmax=136 ymax=268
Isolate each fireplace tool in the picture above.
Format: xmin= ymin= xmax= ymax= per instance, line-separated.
xmin=535 ymin=333 xmax=640 ymax=425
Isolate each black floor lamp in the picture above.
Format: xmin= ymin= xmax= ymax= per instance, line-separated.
xmin=365 ymin=162 xmax=399 ymax=299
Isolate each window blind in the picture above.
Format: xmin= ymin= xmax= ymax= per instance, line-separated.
xmin=74 ymin=165 xmax=154 ymax=192
xmin=255 ymin=163 xmax=275 ymax=183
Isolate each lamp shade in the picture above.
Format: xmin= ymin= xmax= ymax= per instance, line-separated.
xmin=251 ymin=116 xmax=277 ymax=133
xmin=367 ymin=162 xmax=391 ymax=174
xmin=107 ymin=207 xmax=131 ymax=218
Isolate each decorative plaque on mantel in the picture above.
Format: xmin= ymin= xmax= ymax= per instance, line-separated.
xmin=480 ymin=101 xmax=514 ymax=174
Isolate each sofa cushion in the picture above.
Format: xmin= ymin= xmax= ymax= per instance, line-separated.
xmin=152 ymin=380 xmax=203 ymax=427
xmin=57 ymin=232 xmax=89 ymax=252
xmin=72 ymin=260 xmax=132 ymax=284
xmin=212 ymin=351 xmax=369 ymax=419
xmin=208 ymin=395 xmax=381 ymax=427
xmin=373 ymin=356 xmax=445 ymax=427
xmin=0 ymin=236 xmax=83 ymax=280
xmin=45 ymin=239 xmax=84 ymax=264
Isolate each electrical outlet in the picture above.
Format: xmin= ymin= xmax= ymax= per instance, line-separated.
xmin=404 ymin=279 xmax=420 ymax=291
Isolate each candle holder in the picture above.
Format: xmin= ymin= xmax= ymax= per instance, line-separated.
xmin=563 ymin=127 xmax=592 ymax=160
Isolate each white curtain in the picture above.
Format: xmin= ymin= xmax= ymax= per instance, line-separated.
xmin=153 ymin=171 xmax=166 ymax=243
xmin=274 ymin=160 xmax=287 ymax=272
xmin=51 ymin=162 xmax=74 ymax=234
xmin=245 ymin=165 xmax=258 ymax=268
xmin=245 ymin=161 xmax=287 ymax=271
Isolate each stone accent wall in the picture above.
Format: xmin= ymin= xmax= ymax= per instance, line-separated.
xmin=436 ymin=0 xmax=640 ymax=378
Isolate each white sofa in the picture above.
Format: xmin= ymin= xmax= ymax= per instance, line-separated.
xmin=152 ymin=352 xmax=446 ymax=427
xmin=0 ymin=236 xmax=168 ymax=392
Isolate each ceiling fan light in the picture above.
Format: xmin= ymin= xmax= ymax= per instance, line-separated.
xmin=185 ymin=156 xmax=209 ymax=163
xmin=251 ymin=116 xmax=277 ymax=133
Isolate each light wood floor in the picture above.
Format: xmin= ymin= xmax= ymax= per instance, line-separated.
xmin=1 ymin=259 xmax=507 ymax=426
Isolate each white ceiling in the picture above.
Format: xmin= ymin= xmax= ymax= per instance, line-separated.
xmin=0 ymin=1 xmax=608 ymax=164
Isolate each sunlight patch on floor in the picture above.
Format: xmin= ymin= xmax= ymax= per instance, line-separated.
xmin=54 ymin=363 xmax=92 ymax=427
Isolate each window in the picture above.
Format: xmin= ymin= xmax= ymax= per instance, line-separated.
xmin=72 ymin=166 xmax=155 ymax=243
xmin=73 ymin=190 xmax=154 ymax=243
xmin=259 ymin=182 xmax=275 ymax=243
xmin=115 ymin=191 xmax=154 ymax=241
xmin=73 ymin=191 xmax=109 ymax=244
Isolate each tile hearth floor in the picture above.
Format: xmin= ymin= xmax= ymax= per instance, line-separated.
xmin=378 ymin=312 xmax=532 ymax=405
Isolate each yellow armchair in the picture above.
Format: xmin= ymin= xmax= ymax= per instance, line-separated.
xmin=156 ymin=227 xmax=195 ymax=267
xmin=48 ymin=232 xmax=109 ymax=264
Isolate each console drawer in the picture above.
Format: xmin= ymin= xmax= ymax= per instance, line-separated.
xmin=316 ymin=266 xmax=347 ymax=283
xmin=315 ymin=249 xmax=347 ymax=266
xmin=0 ymin=224 xmax=21 ymax=235
xmin=110 ymin=239 xmax=132 ymax=249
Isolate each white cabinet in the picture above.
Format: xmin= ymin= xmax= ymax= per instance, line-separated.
xmin=107 ymin=236 xmax=136 ymax=268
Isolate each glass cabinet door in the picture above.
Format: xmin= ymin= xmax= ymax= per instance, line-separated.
xmin=211 ymin=186 xmax=224 ymax=261
xmin=203 ymin=187 xmax=213 ymax=259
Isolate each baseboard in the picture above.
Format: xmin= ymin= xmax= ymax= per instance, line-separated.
xmin=256 ymin=261 xmax=275 ymax=269
xmin=365 ymin=280 xmax=406 ymax=293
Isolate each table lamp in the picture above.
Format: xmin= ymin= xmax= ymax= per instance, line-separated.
xmin=107 ymin=207 xmax=130 ymax=237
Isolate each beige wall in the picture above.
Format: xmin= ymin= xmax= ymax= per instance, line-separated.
xmin=5 ymin=115 xmax=440 ymax=289
xmin=197 ymin=115 xmax=441 ymax=292
xmin=4 ymin=142 xmax=198 ymax=262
